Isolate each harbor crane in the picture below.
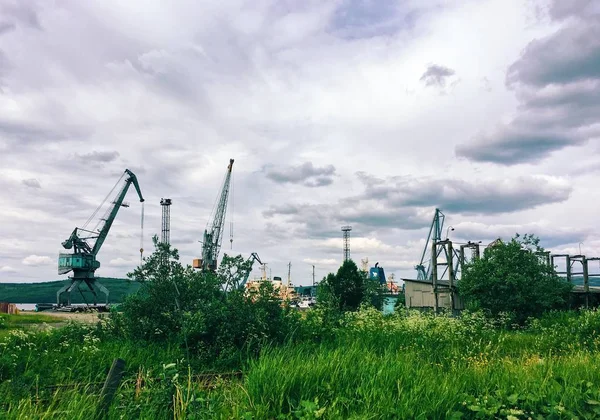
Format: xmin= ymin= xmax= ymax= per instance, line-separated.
xmin=194 ymin=158 xmax=234 ymax=272
xmin=240 ymin=252 xmax=263 ymax=289
xmin=57 ymin=169 xmax=144 ymax=306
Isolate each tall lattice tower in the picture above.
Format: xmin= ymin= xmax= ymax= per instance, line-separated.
xmin=342 ymin=226 xmax=352 ymax=262
xmin=160 ymin=198 xmax=172 ymax=245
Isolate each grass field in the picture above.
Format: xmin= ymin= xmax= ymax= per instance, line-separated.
xmin=0 ymin=313 xmax=63 ymax=339
xmin=2 ymin=308 xmax=600 ymax=418
xmin=0 ymin=277 xmax=140 ymax=304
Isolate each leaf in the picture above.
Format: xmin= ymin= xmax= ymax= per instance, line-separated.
xmin=586 ymin=399 xmax=600 ymax=405
xmin=314 ymin=407 xmax=326 ymax=418
xmin=507 ymin=393 xmax=519 ymax=404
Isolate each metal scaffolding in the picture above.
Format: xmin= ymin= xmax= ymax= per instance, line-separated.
xmin=342 ymin=226 xmax=352 ymax=262
xmin=160 ymin=198 xmax=172 ymax=245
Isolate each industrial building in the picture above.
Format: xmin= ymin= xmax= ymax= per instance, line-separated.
xmin=402 ymin=278 xmax=464 ymax=311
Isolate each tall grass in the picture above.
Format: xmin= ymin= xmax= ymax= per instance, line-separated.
xmin=2 ymin=309 xmax=600 ymax=419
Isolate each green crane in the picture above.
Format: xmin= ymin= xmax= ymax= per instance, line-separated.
xmin=240 ymin=252 xmax=263 ymax=289
xmin=194 ymin=159 xmax=234 ymax=272
xmin=57 ymin=169 xmax=144 ymax=306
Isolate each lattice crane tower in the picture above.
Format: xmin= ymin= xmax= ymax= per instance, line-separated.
xmin=160 ymin=198 xmax=172 ymax=245
xmin=342 ymin=226 xmax=352 ymax=262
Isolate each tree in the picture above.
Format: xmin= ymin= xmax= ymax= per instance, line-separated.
xmin=318 ymin=260 xmax=383 ymax=312
xmin=458 ymin=233 xmax=573 ymax=323
xmin=217 ymin=253 xmax=254 ymax=291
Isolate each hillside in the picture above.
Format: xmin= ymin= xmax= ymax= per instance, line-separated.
xmin=0 ymin=278 xmax=141 ymax=303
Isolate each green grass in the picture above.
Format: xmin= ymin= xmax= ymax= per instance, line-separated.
xmin=0 ymin=313 xmax=63 ymax=326
xmin=2 ymin=309 xmax=600 ymax=418
xmin=0 ymin=313 xmax=63 ymax=340
xmin=0 ymin=277 xmax=141 ymax=303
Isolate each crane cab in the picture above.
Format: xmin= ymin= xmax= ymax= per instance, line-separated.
xmin=58 ymin=253 xmax=100 ymax=275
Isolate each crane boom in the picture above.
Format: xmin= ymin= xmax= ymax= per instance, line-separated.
xmin=415 ymin=208 xmax=445 ymax=280
xmin=195 ymin=159 xmax=234 ymax=272
xmin=92 ymin=169 xmax=144 ymax=256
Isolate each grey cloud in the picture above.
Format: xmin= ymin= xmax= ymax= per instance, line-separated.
xmin=0 ymin=21 xmax=16 ymax=36
xmin=0 ymin=49 xmax=9 ymax=76
xmin=358 ymin=174 xmax=571 ymax=214
xmin=0 ymin=118 xmax=90 ymax=144
xmin=263 ymin=201 xmax=427 ymax=238
xmin=456 ymin=10 xmax=600 ymax=165
xmin=420 ymin=64 xmax=455 ymax=87
xmin=549 ymin=0 xmax=599 ymax=21
xmin=506 ymin=21 xmax=600 ymax=88
xmin=355 ymin=171 xmax=387 ymax=187
xmin=1 ymin=1 xmax=42 ymax=30
xmin=264 ymin=162 xmax=336 ymax=187
xmin=76 ymin=150 xmax=120 ymax=163
xmin=454 ymin=222 xmax=587 ymax=249
xmin=456 ymin=128 xmax=583 ymax=165
xmin=264 ymin=172 xmax=569 ymax=242
xmin=263 ymin=204 xmax=302 ymax=218
xmin=339 ymin=207 xmax=430 ymax=230
xmin=22 ymin=178 xmax=41 ymax=188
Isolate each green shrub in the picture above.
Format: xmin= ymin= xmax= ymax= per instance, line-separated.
xmin=458 ymin=233 xmax=573 ymax=323
xmin=110 ymin=237 xmax=300 ymax=368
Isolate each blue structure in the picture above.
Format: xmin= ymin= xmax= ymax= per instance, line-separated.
xmin=369 ymin=262 xmax=386 ymax=285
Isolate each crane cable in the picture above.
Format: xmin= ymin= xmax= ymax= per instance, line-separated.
xmin=92 ymin=181 xmax=129 ymax=234
xmin=140 ymin=202 xmax=145 ymax=263
xmin=230 ymin=169 xmax=234 ymax=249
xmin=82 ymin=172 xmax=126 ymax=230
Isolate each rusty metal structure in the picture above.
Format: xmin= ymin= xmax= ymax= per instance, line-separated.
xmin=408 ymin=208 xmax=600 ymax=312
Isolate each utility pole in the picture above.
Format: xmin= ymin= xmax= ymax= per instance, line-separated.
xmin=312 ymin=265 xmax=316 ymax=297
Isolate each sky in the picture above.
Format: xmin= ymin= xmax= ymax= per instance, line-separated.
xmin=0 ymin=0 xmax=599 ymax=286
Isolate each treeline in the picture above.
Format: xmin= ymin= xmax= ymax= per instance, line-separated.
xmin=0 ymin=278 xmax=140 ymax=303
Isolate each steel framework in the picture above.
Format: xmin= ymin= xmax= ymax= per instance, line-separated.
xmin=342 ymin=226 xmax=352 ymax=262
xmin=160 ymin=198 xmax=172 ymax=245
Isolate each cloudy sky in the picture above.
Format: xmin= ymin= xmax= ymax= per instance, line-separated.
xmin=1 ymin=0 xmax=599 ymax=286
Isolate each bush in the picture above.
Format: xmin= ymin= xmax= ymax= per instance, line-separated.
xmin=111 ymin=237 xmax=300 ymax=367
xmin=458 ymin=233 xmax=573 ymax=324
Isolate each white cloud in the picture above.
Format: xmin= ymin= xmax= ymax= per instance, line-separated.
xmin=22 ymin=255 xmax=53 ymax=266
xmin=0 ymin=0 xmax=598 ymax=285
xmin=109 ymin=258 xmax=137 ymax=268
xmin=302 ymin=258 xmax=338 ymax=266
xmin=0 ymin=266 xmax=17 ymax=273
